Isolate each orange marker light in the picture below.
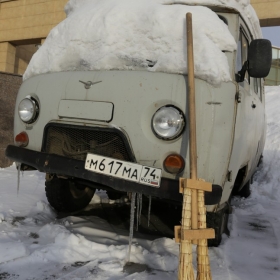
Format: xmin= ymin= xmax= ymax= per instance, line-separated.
xmin=163 ymin=154 xmax=185 ymax=174
xmin=15 ymin=132 xmax=29 ymax=147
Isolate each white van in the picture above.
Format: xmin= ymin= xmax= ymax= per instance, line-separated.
xmin=6 ymin=2 xmax=271 ymax=246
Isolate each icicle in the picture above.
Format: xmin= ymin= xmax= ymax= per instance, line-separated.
xmin=136 ymin=193 xmax=143 ymax=231
xmin=126 ymin=192 xmax=136 ymax=263
xmin=148 ymin=195 xmax=152 ymax=227
xmin=136 ymin=193 xmax=139 ymax=231
xmin=16 ymin=162 xmax=22 ymax=195
xmin=139 ymin=193 xmax=142 ymax=226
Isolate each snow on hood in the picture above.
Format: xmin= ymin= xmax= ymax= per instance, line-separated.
xmin=24 ymin=0 xmax=261 ymax=85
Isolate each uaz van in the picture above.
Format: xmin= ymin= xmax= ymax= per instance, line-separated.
xmin=6 ymin=3 xmax=271 ymax=246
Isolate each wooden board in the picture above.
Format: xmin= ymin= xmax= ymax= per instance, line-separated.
xmin=179 ymin=178 xmax=212 ymax=193
xmin=175 ymin=226 xmax=215 ymax=243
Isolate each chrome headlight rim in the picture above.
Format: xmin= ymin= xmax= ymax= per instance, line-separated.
xmin=151 ymin=105 xmax=185 ymax=140
xmin=18 ymin=96 xmax=40 ymax=124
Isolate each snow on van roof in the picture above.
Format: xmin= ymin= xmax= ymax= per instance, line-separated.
xmin=23 ymin=0 xmax=260 ymax=85
xmin=161 ymin=1 xmax=261 ymax=37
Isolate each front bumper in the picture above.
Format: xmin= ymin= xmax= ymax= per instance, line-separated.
xmin=5 ymin=145 xmax=222 ymax=204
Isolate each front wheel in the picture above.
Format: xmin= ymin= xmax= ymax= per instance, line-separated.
xmin=45 ymin=176 xmax=95 ymax=212
xmin=207 ymin=205 xmax=230 ymax=247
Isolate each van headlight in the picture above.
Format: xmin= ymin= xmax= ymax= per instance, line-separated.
xmin=152 ymin=106 xmax=185 ymax=140
xmin=18 ymin=97 xmax=39 ymax=124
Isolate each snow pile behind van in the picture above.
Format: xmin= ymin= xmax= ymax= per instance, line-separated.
xmin=24 ymin=0 xmax=258 ymax=85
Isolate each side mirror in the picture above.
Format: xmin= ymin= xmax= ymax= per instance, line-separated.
xmin=248 ymin=39 xmax=272 ymax=78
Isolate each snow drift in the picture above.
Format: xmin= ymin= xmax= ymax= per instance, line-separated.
xmin=22 ymin=0 xmax=260 ymax=86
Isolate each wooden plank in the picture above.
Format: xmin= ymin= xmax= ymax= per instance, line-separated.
xmin=175 ymin=226 xmax=215 ymax=242
xmin=183 ymin=228 xmax=215 ymax=240
xmin=179 ymin=178 xmax=212 ymax=193
xmin=186 ymin=179 xmax=212 ymax=192
xmin=187 ymin=179 xmax=212 ymax=192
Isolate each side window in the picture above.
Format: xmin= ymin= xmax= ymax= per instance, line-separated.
xmin=241 ymin=32 xmax=248 ymax=74
xmin=236 ymin=34 xmax=242 ymax=72
xmin=236 ymin=26 xmax=262 ymax=101
xmin=235 ymin=29 xmax=249 ymax=82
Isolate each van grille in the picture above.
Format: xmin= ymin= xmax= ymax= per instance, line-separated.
xmin=43 ymin=124 xmax=133 ymax=161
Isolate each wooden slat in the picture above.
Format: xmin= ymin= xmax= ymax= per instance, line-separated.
xmin=175 ymin=226 xmax=215 ymax=242
xmin=187 ymin=179 xmax=212 ymax=192
xmin=179 ymin=178 xmax=212 ymax=193
xmin=184 ymin=228 xmax=215 ymax=240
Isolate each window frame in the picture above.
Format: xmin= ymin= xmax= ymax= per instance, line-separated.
xmin=235 ymin=26 xmax=249 ymax=84
xmin=235 ymin=24 xmax=263 ymax=101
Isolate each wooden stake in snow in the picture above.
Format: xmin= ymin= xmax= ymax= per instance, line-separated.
xmin=176 ymin=13 xmax=215 ymax=280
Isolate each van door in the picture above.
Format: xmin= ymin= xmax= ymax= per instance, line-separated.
xmin=235 ymin=25 xmax=259 ymax=173
xmin=250 ymin=77 xmax=266 ymax=172
xmin=220 ymin=20 xmax=264 ymax=204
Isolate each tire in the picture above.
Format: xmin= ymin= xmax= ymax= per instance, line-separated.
xmin=45 ymin=177 xmax=95 ymax=212
xmin=207 ymin=205 xmax=230 ymax=247
xmin=106 ymin=191 xmax=124 ymax=200
xmin=237 ymin=180 xmax=251 ymax=198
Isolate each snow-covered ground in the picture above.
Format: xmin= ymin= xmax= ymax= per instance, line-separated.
xmin=0 ymin=86 xmax=280 ymax=279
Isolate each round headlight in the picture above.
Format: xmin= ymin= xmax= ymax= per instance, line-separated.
xmin=152 ymin=106 xmax=185 ymax=140
xmin=18 ymin=97 xmax=39 ymax=123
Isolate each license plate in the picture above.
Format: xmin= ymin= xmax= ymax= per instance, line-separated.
xmin=85 ymin=154 xmax=162 ymax=187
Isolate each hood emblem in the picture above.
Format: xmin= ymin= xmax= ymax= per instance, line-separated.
xmin=79 ymin=80 xmax=102 ymax=89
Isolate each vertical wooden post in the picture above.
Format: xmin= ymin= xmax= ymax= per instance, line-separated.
xmin=186 ymin=13 xmax=212 ymax=280
xmin=178 ymin=13 xmax=198 ymax=280
xmin=186 ymin=13 xmax=199 ymax=238
xmin=177 ymin=13 xmax=213 ymax=280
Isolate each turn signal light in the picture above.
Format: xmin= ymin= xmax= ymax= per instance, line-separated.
xmin=163 ymin=154 xmax=185 ymax=174
xmin=15 ymin=132 xmax=29 ymax=147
